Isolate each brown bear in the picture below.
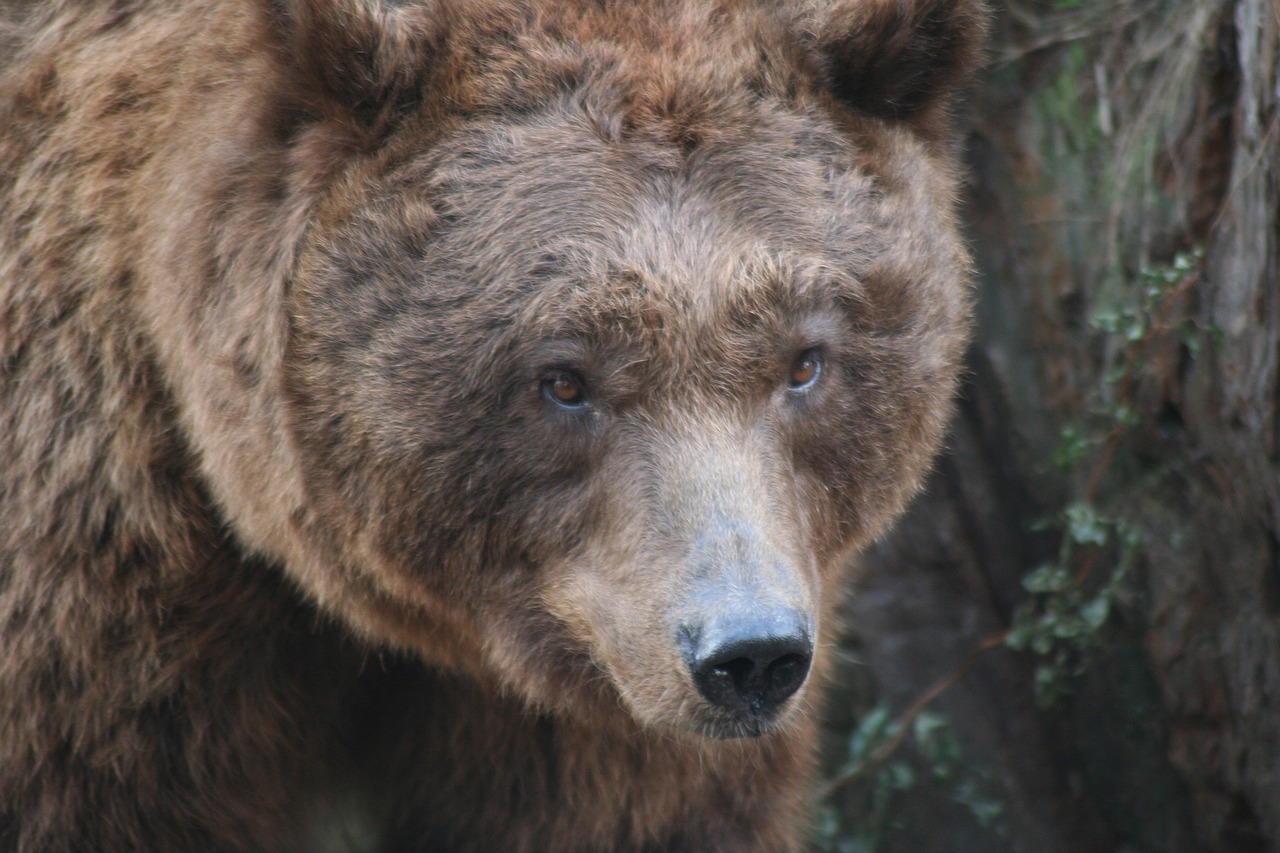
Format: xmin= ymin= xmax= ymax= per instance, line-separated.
xmin=0 ymin=0 xmax=983 ymax=850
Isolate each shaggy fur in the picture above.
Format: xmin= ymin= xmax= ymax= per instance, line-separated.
xmin=0 ymin=1 xmax=983 ymax=850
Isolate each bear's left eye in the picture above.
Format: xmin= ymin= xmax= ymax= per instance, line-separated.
xmin=787 ymin=348 xmax=824 ymax=394
xmin=542 ymin=370 xmax=590 ymax=409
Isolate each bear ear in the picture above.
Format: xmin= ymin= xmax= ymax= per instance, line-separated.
xmin=264 ymin=0 xmax=443 ymax=129
xmin=813 ymin=0 xmax=987 ymax=136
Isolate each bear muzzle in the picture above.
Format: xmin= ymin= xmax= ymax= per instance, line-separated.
xmin=661 ymin=510 xmax=818 ymax=738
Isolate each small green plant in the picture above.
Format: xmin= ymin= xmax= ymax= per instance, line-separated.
xmin=815 ymin=706 xmax=1004 ymax=852
xmin=1007 ymin=503 xmax=1139 ymax=706
xmin=1008 ymin=248 xmax=1204 ymax=704
xmin=1091 ymin=249 xmax=1206 ymax=366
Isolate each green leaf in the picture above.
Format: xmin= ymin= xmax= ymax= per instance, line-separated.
xmin=1090 ymin=311 xmax=1121 ymax=333
xmin=1023 ymin=564 xmax=1073 ymax=593
xmin=885 ymin=762 xmax=915 ymax=791
xmin=1052 ymin=426 xmax=1092 ymax=471
xmin=845 ymin=705 xmax=897 ymax=768
xmin=1064 ymin=503 xmax=1109 ymax=546
xmin=912 ymin=711 xmax=947 ymax=745
xmin=1081 ymin=595 xmax=1111 ymax=630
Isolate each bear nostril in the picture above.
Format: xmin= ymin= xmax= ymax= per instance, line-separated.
xmin=765 ymin=651 xmax=809 ymax=701
xmin=691 ymin=633 xmax=813 ymax=718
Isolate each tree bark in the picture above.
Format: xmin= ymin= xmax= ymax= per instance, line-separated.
xmin=824 ymin=2 xmax=1280 ymax=850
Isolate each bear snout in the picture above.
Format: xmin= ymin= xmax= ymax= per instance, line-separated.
xmin=678 ymin=610 xmax=813 ymax=735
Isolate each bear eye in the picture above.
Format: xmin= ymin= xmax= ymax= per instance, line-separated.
xmin=542 ymin=370 xmax=589 ymax=409
xmin=787 ymin=348 xmax=824 ymax=393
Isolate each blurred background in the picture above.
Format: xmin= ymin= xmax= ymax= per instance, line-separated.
xmin=818 ymin=1 xmax=1280 ymax=850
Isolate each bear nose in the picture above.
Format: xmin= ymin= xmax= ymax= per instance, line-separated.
xmin=682 ymin=615 xmax=813 ymax=718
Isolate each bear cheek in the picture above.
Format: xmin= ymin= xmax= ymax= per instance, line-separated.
xmin=539 ymin=549 xmax=695 ymax=728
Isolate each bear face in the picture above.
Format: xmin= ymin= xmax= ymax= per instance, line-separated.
xmin=272 ymin=0 xmax=974 ymax=739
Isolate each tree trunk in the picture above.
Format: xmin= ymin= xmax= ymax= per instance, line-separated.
xmin=821 ymin=2 xmax=1280 ymax=851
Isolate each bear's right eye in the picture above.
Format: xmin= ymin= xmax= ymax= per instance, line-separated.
xmin=787 ymin=348 xmax=824 ymax=394
xmin=542 ymin=370 xmax=589 ymax=410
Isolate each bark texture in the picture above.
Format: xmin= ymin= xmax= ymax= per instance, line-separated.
xmin=823 ymin=1 xmax=1280 ymax=850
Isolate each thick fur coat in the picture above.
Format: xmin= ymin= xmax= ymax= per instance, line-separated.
xmin=0 ymin=1 xmax=984 ymax=850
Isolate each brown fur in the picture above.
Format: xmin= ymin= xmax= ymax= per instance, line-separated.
xmin=0 ymin=1 xmax=983 ymax=850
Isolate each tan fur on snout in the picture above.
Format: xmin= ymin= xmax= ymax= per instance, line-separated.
xmin=543 ymin=405 xmax=821 ymax=736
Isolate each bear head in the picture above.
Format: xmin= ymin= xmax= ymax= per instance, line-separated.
xmin=161 ymin=0 xmax=983 ymax=741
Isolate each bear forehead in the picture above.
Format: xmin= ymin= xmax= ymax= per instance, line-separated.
xmin=384 ymin=94 xmax=891 ymax=331
xmin=391 ymin=117 xmax=886 ymax=359
xmin=436 ymin=0 xmax=821 ymax=124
